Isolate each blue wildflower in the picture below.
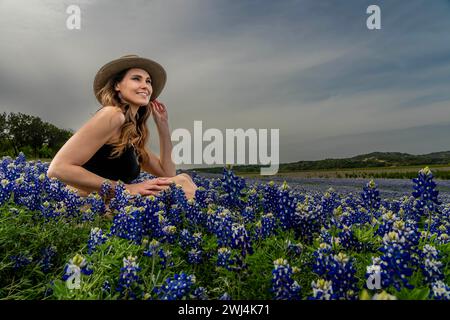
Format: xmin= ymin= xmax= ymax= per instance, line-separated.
xmin=430 ymin=281 xmax=450 ymax=300
xmin=187 ymin=248 xmax=203 ymax=265
xmin=191 ymin=287 xmax=208 ymax=300
xmin=271 ymin=258 xmax=301 ymax=300
xmin=217 ymin=247 xmax=234 ymax=270
xmin=361 ymin=179 xmax=381 ymax=213
xmin=420 ymin=244 xmax=444 ymax=284
xmin=154 ymin=273 xmax=196 ymax=300
xmin=309 ymin=279 xmax=334 ymax=300
xmin=87 ymin=227 xmax=108 ymax=254
xmin=116 ymin=255 xmax=142 ymax=299
xmin=39 ymin=246 xmax=57 ymax=273
xmin=412 ymin=167 xmax=441 ymax=221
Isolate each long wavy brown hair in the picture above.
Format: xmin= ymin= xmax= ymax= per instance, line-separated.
xmin=94 ymin=68 xmax=151 ymax=166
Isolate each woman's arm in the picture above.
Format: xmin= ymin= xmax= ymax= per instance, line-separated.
xmin=142 ymin=100 xmax=176 ymax=177
xmin=47 ymin=106 xmax=126 ymax=194
xmin=141 ymin=144 xmax=176 ymax=177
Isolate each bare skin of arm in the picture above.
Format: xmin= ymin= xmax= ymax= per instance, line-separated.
xmin=47 ymin=107 xmax=132 ymax=196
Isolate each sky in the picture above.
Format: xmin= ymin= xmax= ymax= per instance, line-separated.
xmin=1 ymin=0 xmax=450 ymax=169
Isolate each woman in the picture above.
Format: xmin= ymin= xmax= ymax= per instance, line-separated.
xmin=47 ymin=54 xmax=197 ymax=200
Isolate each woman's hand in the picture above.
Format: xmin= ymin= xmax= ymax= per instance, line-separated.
xmin=124 ymin=177 xmax=174 ymax=196
xmin=150 ymin=99 xmax=169 ymax=127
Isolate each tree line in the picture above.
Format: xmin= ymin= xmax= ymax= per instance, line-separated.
xmin=0 ymin=112 xmax=73 ymax=159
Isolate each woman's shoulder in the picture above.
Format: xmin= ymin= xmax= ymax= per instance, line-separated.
xmin=95 ymin=106 xmax=126 ymax=126
xmin=95 ymin=105 xmax=124 ymax=115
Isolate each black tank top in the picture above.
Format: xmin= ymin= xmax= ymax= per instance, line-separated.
xmin=82 ymin=143 xmax=141 ymax=184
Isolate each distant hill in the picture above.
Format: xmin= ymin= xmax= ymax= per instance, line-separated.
xmin=188 ymin=151 xmax=450 ymax=174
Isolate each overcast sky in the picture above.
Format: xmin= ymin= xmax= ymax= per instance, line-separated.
xmin=1 ymin=0 xmax=450 ymax=168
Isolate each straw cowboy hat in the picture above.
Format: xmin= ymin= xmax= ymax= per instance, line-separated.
xmin=93 ymin=54 xmax=167 ymax=103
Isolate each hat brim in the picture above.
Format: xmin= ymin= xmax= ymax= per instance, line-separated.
xmin=93 ymin=56 xmax=167 ymax=104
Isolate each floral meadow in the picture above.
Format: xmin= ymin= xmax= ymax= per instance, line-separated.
xmin=0 ymin=153 xmax=449 ymax=300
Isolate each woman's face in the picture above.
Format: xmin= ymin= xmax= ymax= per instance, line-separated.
xmin=115 ymin=68 xmax=153 ymax=107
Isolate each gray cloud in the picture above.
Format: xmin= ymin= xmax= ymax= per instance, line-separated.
xmin=1 ymin=0 xmax=449 ymax=167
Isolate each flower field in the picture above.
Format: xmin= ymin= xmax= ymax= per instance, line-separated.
xmin=0 ymin=153 xmax=449 ymax=300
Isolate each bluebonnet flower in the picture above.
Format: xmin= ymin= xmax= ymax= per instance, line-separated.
xmin=109 ymin=206 xmax=144 ymax=244
xmin=377 ymin=231 xmax=415 ymax=291
xmin=220 ymin=166 xmax=246 ymax=209
xmin=255 ymin=213 xmax=276 ymax=240
xmin=321 ymin=188 xmax=340 ymax=219
xmin=361 ymin=180 xmax=381 ymax=213
xmin=230 ymin=223 xmax=253 ymax=256
xmin=295 ymin=197 xmax=323 ymax=243
xmin=420 ymin=245 xmax=444 ymax=284
xmin=187 ymin=248 xmax=203 ymax=265
xmin=217 ymin=247 xmax=234 ymax=270
xmin=167 ymin=203 xmax=183 ymax=226
xmin=143 ymin=240 xmax=173 ymax=268
xmin=242 ymin=206 xmax=256 ymax=224
xmin=286 ymin=240 xmax=303 ymax=257
xmin=84 ymin=192 xmax=107 ymax=216
xmin=116 ymin=256 xmax=142 ymax=299
xmin=99 ymin=179 xmax=113 ymax=201
xmin=170 ymin=184 xmax=189 ymax=212
xmin=102 ymin=280 xmax=111 ymax=295
xmin=194 ymin=186 xmax=208 ymax=209
xmin=317 ymin=227 xmax=333 ymax=245
xmin=0 ymin=178 xmax=13 ymax=205
xmin=219 ymin=292 xmax=232 ymax=300
xmin=338 ymin=225 xmax=364 ymax=252
xmin=192 ymin=232 xmax=203 ymax=249
xmin=39 ymin=246 xmax=57 ymax=273
xmin=158 ymin=248 xmax=174 ymax=269
xmin=154 ymin=273 xmax=196 ymax=300
xmin=247 ymin=187 xmax=261 ymax=213
xmin=43 ymin=177 xmax=67 ymax=202
xmin=141 ymin=199 xmax=167 ymax=237
xmin=179 ymin=229 xmax=194 ymax=250
xmin=262 ymin=181 xmax=278 ymax=214
xmin=326 ymin=252 xmax=358 ymax=300
xmin=275 ymin=181 xmax=298 ymax=230
xmin=87 ymin=227 xmax=108 ymax=254
xmin=207 ymin=207 xmax=233 ymax=247
xmin=430 ymin=281 xmax=450 ymax=300
xmin=191 ymin=287 xmax=208 ymax=300
xmin=309 ymin=279 xmax=334 ymax=300
xmin=412 ymin=167 xmax=441 ymax=220
xmin=14 ymin=152 xmax=27 ymax=166
xmin=5 ymin=160 xmax=21 ymax=181
xmin=61 ymin=186 xmax=87 ymax=218
xmin=10 ymin=253 xmax=33 ymax=270
xmin=375 ymin=208 xmax=398 ymax=236
xmin=12 ymin=173 xmax=41 ymax=211
xmin=161 ymin=225 xmax=177 ymax=244
xmin=186 ymin=199 xmax=206 ymax=227
xmin=271 ymin=258 xmax=301 ymax=300
xmin=143 ymin=239 xmax=161 ymax=258
xmin=178 ymin=229 xmax=202 ymax=250
xmin=108 ymin=181 xmax=134 ymax=212
xmin=437 ymin=232 xmax=449 ymax=245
